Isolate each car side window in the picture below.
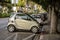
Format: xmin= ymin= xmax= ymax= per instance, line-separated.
xmin=16 ymin=14 xmax=21 ymax=19
xmin=16 ymin=14 xmax=32 ymax=21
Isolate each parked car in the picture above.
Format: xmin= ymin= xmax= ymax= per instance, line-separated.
xmin=31 ymin=13 xmax=48 ymax=23
xmin=7 ymin=12 xmax=40 ymax=33
xmin=31 ymin=13 xmax=49 ymax=33
xmin=31 ymin=14 xmax=42 ymax=23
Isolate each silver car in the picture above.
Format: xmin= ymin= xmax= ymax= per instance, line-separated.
xmin=7 ymin=12 xmax=40 ymax=33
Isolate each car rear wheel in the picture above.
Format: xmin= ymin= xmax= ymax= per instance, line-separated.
xmin=31 ymin=26 xmax=38 ymax=33
xmin=7 ymin=25 xmax=16 ymax=32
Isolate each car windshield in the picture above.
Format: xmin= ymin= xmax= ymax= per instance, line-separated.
xmin=31 ymin=14 xmax=41 ymax=19
xmin=26 ymin=14 xmax=39 ymax=24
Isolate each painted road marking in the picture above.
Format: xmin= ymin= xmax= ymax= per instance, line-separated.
xmin=23 ymin=34 xmax=35 ymax=40
xmin=13 ymin=33 xmax=18 ymax=40
xmin=39 ymin=35 xmax=44 ymax=40
xmin=5 ymin=33 xmax=16 ymax=40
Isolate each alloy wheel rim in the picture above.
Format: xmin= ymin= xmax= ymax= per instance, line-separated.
xmin=9 ymin=26 xmax=14 ymax=32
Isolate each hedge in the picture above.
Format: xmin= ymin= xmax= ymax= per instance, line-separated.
xmin=0 ymin=13 xmax=10 ymax=18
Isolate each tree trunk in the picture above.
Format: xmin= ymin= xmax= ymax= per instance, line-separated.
xmin=50 ymin=6 xmax=57 ymax=34
xmin=48 ymin=5 xmax=51 ymax=25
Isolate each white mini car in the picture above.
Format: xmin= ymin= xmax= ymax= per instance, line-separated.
xmin=7 ymin=12 xmax=40 ymax=33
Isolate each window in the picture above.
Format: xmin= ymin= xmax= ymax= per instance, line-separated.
xmin=16 ymin=13 xmax=32 ymax=21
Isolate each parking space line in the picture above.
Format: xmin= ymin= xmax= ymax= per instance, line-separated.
xmin=39 ymin=35 xmax=44 ymax=40
xmin=13 ymin=33 xmax=18 ymax=40
xmin=22 ymin=34 xmax=35 ymax=40
xmin=5 ymin=33 xmax=16 ymax=40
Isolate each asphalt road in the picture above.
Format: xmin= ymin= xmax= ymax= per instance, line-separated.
xmin=0 ymin=18 xmax=40 ymax=40
xmin=0 ymin=18 xmax=60 ymax=40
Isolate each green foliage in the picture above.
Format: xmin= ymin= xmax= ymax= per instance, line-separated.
xmin=39 ymin=0 xmax=51 ymax=10
xmin=17 ymin=0 xmax=25 ymax=7
xmin=0 ymin=13 xmax=10 ymax=18
xmin=0 ymin=13 xmax=2 ymax=18
xmin=31 ymin=0 xmax=52 ymax=10
xmin=5 ymin=0 xmax=11 ymax=3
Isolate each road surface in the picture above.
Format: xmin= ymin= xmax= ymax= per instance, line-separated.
xmin=0 ymin=18 xmax=40 ymax=40
xmin=0 ymin=18 xmax=60 ymax=40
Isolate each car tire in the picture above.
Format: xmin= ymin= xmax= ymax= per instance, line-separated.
xmin=31 ymin=26 xmax=38 ymax=33
xmin=7 ymin=25 xmax=16 ymax=32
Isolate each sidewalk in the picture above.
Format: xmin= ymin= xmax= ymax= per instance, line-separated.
xmin=39 ymin=34 xmax=60 ymax=40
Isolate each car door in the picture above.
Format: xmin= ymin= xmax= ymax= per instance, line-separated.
xmin=15 ymin=13 xmax=35 ymax=30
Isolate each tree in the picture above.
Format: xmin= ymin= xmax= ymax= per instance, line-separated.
xmin=17 ymin=0 xmax=25 ymax=7
xmin=0 ymin=0 xmax=11 ymax=6
xmin=0 ymin=0 xmax=11 ymax=13
xmin=50 ymin=0 xmax=59 ymax=33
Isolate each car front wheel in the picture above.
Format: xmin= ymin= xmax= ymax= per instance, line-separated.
xmin=7 ymin=25 xmax=16 ymax=32
xmin=31 ymin=26 xmax=38 ymax=33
